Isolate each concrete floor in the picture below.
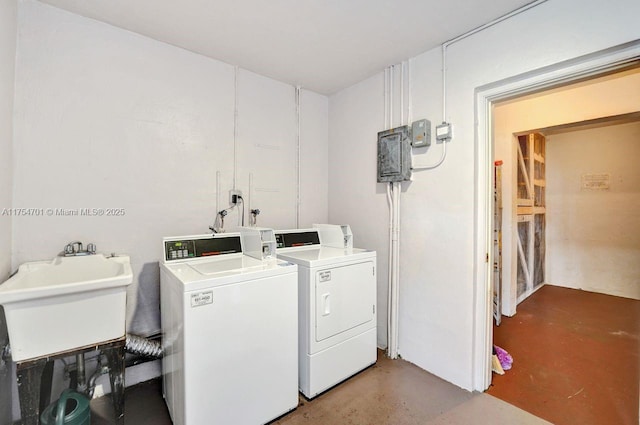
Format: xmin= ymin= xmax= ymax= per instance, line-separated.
xmin=92 ymin=350 xmax=550 ymax=425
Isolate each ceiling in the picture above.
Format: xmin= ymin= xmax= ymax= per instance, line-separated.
xmin=39 ymin=0 xmax=535 ymax=95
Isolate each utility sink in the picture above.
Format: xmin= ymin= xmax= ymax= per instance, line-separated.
xmin=0 ymin=254 xmax=133 ymax=362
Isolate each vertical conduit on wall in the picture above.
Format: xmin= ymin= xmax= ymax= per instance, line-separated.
xmin=233 ymin=66 xmax=239 ymax=191
xmin=382 ymin=0 xmax=550 ymax=364
xmin=296 ymin=86 xmax=302 ymax=228
xmin=436 ymin=0 xmax=549 ymax=384
xmin=386 ymin=63 xmax=402 ymax=360
xmin=214 ymin=66 xmax=308 ymax=232
xmin=384 ymin=67 xmax=393 ymax=355
xmin=216 ymin=170 xmax=221 ymax=223
xmin=248 ymin=172 xmax=254 ymax=226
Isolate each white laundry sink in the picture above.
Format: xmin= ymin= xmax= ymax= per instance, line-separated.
xmin=0 ymin=254 xmax=133 ymax=361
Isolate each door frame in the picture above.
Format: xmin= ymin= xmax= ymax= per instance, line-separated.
xmin=472 ymin=40 xmax=640 ymax=391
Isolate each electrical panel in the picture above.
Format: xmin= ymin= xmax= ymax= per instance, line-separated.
xmin=411 ymin=119 xmax=431 ymax=148
xmin=377 ymin=126 xmax=411 ymax=182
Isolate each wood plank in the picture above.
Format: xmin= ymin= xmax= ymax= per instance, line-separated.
xmin=533 ymin=206 xmax=546 ymax=214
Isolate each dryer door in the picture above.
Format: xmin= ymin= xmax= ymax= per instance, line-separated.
xmin=315 ymin=261 xmax=375 ymax=341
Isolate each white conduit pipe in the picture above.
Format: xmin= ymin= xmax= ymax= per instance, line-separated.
xmin=390 ymin=182 xmax=400 ymax=359
xmin=386 ymin=181 xmax=393 ymax=354
xmin=384 ymin=67 xmax=389 ymax=134
xmin=391 ymin=62 xmax=408 ymax=360
xmin=412 ymin=137 xmax=448 ymax=170
xmin=411 ymin=54 xmax=447 ymax=171
xmin=233 ymin=66 xmax=239 ymax=190
xmin=296 ymin=86 xmax=301 ymax=228
xmin=248 ymin=172 xmax=253 ymax=226
xmin=413 ymin=1 xmax=548 ymax=173
xmin=384 ymin=68 xmax=394 ymax=356
xmin=385 ymin=67 xmax=393 ymax=355
xmin=389 ymin=65 xmax=394 ymax=127
xmin=395 ymin=181 xmax=401 ymax=356
xmin=385 ymin=0 xmax=550 ymax=358
xmin=216 ymin=170 xmax=221 ymax=219
xmin=400 ymin=62 xmax=404 ymax=126
xmin=441 ymin=0 xmax=548 ymax=120
xmin=407 ymin=59 xmax=413 ymax=124
xmin=395 ymin=62 xmax=408 ymax=359
xmin=387 ymin=62 xmax=402 ymax=360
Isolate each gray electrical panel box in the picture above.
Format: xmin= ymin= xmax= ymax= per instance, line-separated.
xmin=377 ymin=126 xmax=412 ymax=182
xmin=411 ymin=118 xmax=431 ymax=148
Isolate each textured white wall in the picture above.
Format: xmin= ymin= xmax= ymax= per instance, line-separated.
xmin=299 ymin=90 xmax=329 ymax=228
xmin=0 ymin=0 xmax=16 ymax=280
xmin=546 ymin=122 xmax=640 ymax=299
xmin=494 ymin=68 xmax=640 ymax=315
xmin=329 ymin=0 xmax=640 ymax=390
xmin=329 ymin=72 xmax=387 ymax=347
xmin=0 ymin=0 xmax=17 ymax=423
xmin=12 ymin=0 xmax=327 ymax=349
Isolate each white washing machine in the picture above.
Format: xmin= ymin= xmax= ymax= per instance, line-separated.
xmin=275 ymin=224 xmax=377 ymax=399
xmin=160 ymin=228 xmax=299 ymax=425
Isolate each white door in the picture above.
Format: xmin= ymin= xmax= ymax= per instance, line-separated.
xmin=315 ymin=261 xmax=375 ymax=342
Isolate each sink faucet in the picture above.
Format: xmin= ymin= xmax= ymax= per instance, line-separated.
xmin=63 ymin=241 xmax=96 ymax=256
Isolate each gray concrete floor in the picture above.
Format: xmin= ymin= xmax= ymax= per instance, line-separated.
xmin=92 ymin=350 xmax=551 ymax=425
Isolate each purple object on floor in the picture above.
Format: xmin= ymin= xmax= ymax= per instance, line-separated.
xmin=494 ymin=345 xmax=513 ymax=370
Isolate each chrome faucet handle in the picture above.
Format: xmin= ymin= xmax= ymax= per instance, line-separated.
xmin=87 ymin=243 xmax=96 ymax=254
xmin=63 ymin=241 xmax=84 ymax=256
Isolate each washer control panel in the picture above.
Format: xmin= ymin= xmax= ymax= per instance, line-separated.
xmin=275 ymin=231 xmax=321 ymax=249
xmin=164 ymin=235 xmax=242 ymax=262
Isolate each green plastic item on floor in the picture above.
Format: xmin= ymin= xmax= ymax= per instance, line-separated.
xmin=40 ymin=388 xmax=91 ymax=425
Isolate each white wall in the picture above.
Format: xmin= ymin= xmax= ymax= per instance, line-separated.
xmin=299 ymin=90 xmax=329 ymax=228
xmin=10 ymin=1 xmax=327 ymax=410
xmin=546 ymin=121 xmax=640 ymax=299
xmin=0 ymin=0 xmax=17 ymax=423
xmin=13 ymin=0 xmax=327 ymax=332
xmin=329 ymin=72 xmax=388 ymax=347
xmin=494 ymin=68 xmax=640 ymax=314
xmin=329 ymin=0 xmax=640 ymax=390
xmin=0 ymin=0 xmax=16 ymax=279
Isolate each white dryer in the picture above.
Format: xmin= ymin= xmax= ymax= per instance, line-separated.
xmin=160 ymin=228 xmax=298 ymax=425
xmin=275 ymin=224 xmax=377 ymax=399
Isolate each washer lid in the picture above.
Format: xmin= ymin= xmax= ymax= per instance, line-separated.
xmin=189 ymin=255 xmax=264 ymax=275
xmin=162 ymin=255 xmax=297 ymax=290
xmin=277 ymin=246 xmax=375 ymax=268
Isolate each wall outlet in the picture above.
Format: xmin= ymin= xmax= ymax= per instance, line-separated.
xmin=230 ymin=190 xmax=242 ymax=204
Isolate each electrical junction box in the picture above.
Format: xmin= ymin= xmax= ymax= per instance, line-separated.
xmin=411 ymin=119 xmax=431 ymax=148
xmin=377 ymin=126 xmax=411 ymax=182
xmin=435 ymin=122 xmax=452 ymax=142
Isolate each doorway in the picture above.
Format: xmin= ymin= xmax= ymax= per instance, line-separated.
xmin=472 ymin=41 xmax=640 ymax=392
xmin=478 ymin=47 xmax=640 ymax=425
xmin=492 ymin=66 xmax=640 ymax=317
